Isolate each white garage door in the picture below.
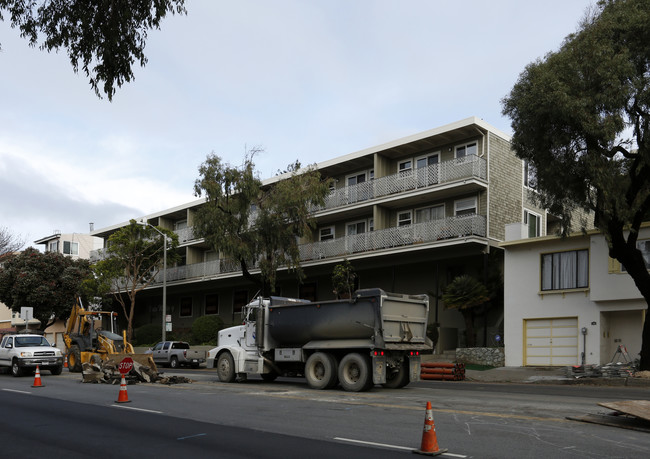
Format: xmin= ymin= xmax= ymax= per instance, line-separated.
xmin=524 ymin=317 xmax=578 ymax=366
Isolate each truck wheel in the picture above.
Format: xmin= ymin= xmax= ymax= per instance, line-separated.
xmin=305 ymin=352 xmax=337 ymax=390
xmin=11 ymin=360 xmax=23 ymax=377
xmin=50 ymin=365 xmax=63 ymax=376
xmin=217 ymin=352 xmax=236 ymax=383
xmin=382 ymin=362 xmax=410 ymax=389
xmin=338 ymin=353 xmax=373 ymax=392
xmin=67 ymin=345 xmax=83 ymax=372
xmin=170 ymin=356 xmax=179 ymax=369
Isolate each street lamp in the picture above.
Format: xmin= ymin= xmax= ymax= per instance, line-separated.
xmin=137 ymin=220 xmax=169 ymax=341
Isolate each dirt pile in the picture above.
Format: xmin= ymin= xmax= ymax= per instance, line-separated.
xmin=81 ymin=359 xmax=192 ymax=385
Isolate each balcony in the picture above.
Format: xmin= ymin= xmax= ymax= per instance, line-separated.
xmin=140 ymin=214 xmax=486 ymax=284
xmin=314 ymin=155 xmax=487 ymax=212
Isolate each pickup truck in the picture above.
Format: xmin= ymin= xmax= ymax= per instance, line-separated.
xmin=147 ymin=341 xmax=206 ymax=368
xmin=0 ymin=334 xmax=64 ymax=377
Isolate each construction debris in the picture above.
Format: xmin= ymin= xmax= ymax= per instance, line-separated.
xmin=566 ymin=362 xmax=636 ymax=379
xmin=568 ymin=400 xmax=650 ymax=432
xmin=81 ymin=359 xmax=192 ymax=385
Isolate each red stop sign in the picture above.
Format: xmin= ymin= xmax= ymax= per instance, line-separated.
xmin=118 ymin=357 xmax=134 ymax=375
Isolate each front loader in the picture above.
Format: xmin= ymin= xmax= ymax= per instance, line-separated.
xmin=64 ymin=298 xmax=157 ymax=376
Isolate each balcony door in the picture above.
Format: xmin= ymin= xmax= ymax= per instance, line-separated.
xmin=416 ymin=152 xmax=439 ymax=187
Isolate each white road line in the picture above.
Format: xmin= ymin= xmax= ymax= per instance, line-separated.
xmin=2 ymin=388 xmax=31 ymax=394
xmin=334 ymin=437 xmax=466 ymax=458
xmin=178 ymin=433 xmax=207 ymax=440
xmin=111 ymin=404 xmax=163 ymax=414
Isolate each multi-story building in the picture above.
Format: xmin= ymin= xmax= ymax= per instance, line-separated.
xmin=34 ymin=229 xmax=103 ymax=259
xmin=91 ymin=117 xmax=575 ymax=351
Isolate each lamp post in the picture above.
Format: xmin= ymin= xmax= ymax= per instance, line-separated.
xmin=137 ymin=221 xmax=169 ymax=342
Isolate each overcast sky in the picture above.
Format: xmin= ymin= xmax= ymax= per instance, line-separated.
xmin=0 ymin=0 xmax=594 ymax=248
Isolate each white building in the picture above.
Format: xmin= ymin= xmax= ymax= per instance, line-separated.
xmin=502 ymin=225 xmax=649 ymax=367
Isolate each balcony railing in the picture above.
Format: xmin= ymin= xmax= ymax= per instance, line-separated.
xmin=142 ymin=214 xmax=486 ymax=283
xmin=313 ymin=154 xmax=487 ymax=212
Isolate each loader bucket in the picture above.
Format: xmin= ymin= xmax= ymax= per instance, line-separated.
xmin=128 ymin=353 xmax=158 ymax=373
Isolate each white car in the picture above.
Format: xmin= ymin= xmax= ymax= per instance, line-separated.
xmin=0 ymin=334 xmax=64 ymax=377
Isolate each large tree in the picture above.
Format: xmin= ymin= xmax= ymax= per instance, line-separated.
xmin=193 ymin=152 xmax=332 ymax=296
xmin=92 ymin=220 xmax=179 ymax=341
xmin=502 ymin=0 xmax=650 ymax=369
xmin=0 ymin=226 xmax=24 ymax=257
xmin=0 ymin=247 xmax=92 ymax=329
xmin=0 ymin=0 xmax=186 ymax=101
xmin=442 ymin=275 xmax=490 ymax=348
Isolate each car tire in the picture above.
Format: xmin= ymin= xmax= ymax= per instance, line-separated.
xmin=50 ymin=365 xmax=63 ymax=376
xmin=11 ymin=360 xmax=23 ymax=377
xmin=170 ymin=356 xmax=179 ymax=369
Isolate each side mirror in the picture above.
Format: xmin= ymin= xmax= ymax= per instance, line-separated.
xmin=6 ymin=344 xmax=12 ymax=349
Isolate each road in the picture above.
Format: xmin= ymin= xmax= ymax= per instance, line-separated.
xmin=1 ymin=368 xmax=649 ymax=458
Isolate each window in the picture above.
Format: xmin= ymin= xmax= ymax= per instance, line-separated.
xmin=398 ymin=160 xmax=412 ymax=175
xmin=319 ymin=227 xmax=335 ymax=241
xmin=541 ymin=249 xmax=589 ymax=291
xmin=162 ymin=342 xmax=171 ymax=350
xmin=455 ymin=142 xmax=477 ymax=159
xmin=174 ymin=219 xmax=188 ymax=230
xmin=416 ymin=153 xmax=440 ymax=186
xmin=416 ymin=205 xmax=445 ymax=223
xmin=347 ymin=221 xmax=366 ymax=235
xmin=398 ymin=211 xmax=412 ymax=227
xmin=180 ymin=297 xmax=193 ymax=317
xmin=347 ymin=172 xmax=366 ymax=186
xmin=48 ymin=241 xmax=59 ymax=253
xmin=454 ymin=197 xmax=477 ymax=217
xmin=524 ymin=160 xmax=537 ymax=189
xmin=233 ymin=290 xmax=248 ymax=316
xmin=63 ymin=241 xmax=79 ymax=255
xmin=416 ymin=153 xmax=439 ymax=169
xmin=205 ymin=294 xmax=219 ymax=315
xmin=524 ymin=210 xmax=541 ymax=238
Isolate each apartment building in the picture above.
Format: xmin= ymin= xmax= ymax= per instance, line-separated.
xmin=91 ymin=117 xmax=562 ymax=350
xmin=502 ymin=225 xmax=649 ymax=367
xmin=34 ymin=230 xmax=103 ymax=259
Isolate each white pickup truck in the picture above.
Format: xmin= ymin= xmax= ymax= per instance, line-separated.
xmin=0 ymin=334 xmax=64 ymax=377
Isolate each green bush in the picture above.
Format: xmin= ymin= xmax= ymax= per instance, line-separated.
xmin=191 ymin=315 xmax=225 ymax=345
xmin=133 ymin=323 xmax=161 ymax=346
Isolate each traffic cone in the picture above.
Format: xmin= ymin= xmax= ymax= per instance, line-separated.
xmin=64 ymin=355 xmax=68 ymax=368
xmin=413 ymin=402 xmax=447 ymax=456
xmin=32 ymin=365 xmax=44 ymax=388
xmin=116 ymin=374 xmax=131 ymax=403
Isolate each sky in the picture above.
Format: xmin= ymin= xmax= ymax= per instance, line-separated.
xmin=0 ymin=0 xmax=595 ymax=248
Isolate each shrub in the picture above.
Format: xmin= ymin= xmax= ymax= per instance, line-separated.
xmin=191 ymin=315 xmax=225 ymax=345
xmin=133 ymin=323 xmax=161 ymax=346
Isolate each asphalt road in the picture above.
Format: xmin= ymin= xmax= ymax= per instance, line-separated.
xmin=1 ymin=368 xmax=650 ymax=458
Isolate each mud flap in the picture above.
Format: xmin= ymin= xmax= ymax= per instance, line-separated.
xmin=372 ymin=354 xmax=387 ymax=384
xmin=408 ymin=355 xmax=421 ymax=382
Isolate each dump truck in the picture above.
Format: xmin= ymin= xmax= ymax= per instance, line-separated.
xmin=64 ymin=298 xmax=157 ymax=375
xmin=207 ymin=288 xmax=432 ymax=392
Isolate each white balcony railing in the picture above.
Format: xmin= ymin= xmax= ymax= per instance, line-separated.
xmin=313 ymin=155 xmax=487 ymax=212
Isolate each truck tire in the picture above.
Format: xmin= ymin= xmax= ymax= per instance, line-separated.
xmin=67 ymin=345 xmax=83 ymax=372
xmin=11 ymin=359 xmax=23 ymax=377
xmin=261 ymin=371 xmax=279 ymax=382
xmin=338 ymin=353 xmax=373 ymax=392
xmin=305 ymin=352 xmax=337 ymax=390
xmin=382 ymin=362 xmax=410 ymax=389
xmin=170 ymin=356 xmax=179 ymax=369
xmin=217 ymin=352 xmax=236 ymax=383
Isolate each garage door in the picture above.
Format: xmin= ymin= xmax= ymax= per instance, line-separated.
xmin=524 ymin=317 xmax=578 ymax=366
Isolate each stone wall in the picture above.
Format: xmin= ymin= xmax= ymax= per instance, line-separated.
xmin=456 ymin=347 xmax=505 ymax=367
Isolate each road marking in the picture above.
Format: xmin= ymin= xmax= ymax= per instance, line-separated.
xmin=111 ymin=404 xmax=163 ymax=414
xmin=178 ymin=433 xmax=207 ymax=440
xmin=334 ymin=437 xmax=467 ymax=457
xmin=2 ymin=389 xmax=31 ymax=394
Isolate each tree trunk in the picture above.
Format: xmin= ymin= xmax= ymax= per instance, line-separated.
xmin=462 ymin=310 xmax=476 ymax=348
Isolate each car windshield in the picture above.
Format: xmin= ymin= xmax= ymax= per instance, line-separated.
xmin=15 ymin=336 xmax=50 ymax=347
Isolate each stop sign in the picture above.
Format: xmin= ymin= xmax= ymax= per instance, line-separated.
xmin=118 ymin=357 xmax=134 ymax=375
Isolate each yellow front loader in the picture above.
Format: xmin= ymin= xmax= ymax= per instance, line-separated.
xmin=64 ymin=298 xmax=157 ymax=373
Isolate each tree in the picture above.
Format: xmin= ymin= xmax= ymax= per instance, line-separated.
xmin=331 ymin=259 xmax=357 ymax=299
xmin=92 ymin=220 xmax=179 ymax=341
xmin=502 ymin=0 xmax=650 ymax=369
xmin=0 ymin=247 xmax=92 ymax=329
xmin=193 ymin=152 xmax=332 ymax=296
xmin=0 ymin=226 xmax=24 ymax=257
xmin=442 ymin=275 xmax=490 ymax=348
xmin=0 ymin=0 xmax=186 ymax=101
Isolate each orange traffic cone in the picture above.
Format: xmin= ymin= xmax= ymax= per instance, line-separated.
xmin=116 ymin=375 xmax=131 ymax=403
xmin=413 ymin=402 xmax=447 ymax=456
xmin=64 ymin=355 xmax=68 ymax=368
xmin=32 ymin=365 xmax=44 ymax=388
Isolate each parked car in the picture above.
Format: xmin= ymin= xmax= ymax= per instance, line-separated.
xmin=147 ymin=341 xmax=206 ymax=368
xmin=0 ymin=334 xmax=64 ymax=377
